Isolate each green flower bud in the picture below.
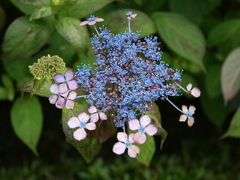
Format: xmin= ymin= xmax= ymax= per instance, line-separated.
xmin=29 ymin=55 xmax=66 ymax=80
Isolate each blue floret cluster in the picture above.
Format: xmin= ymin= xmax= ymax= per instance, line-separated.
xmin=76 ymin=28 xmax=182 ymax=127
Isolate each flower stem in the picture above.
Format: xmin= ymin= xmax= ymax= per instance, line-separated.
xmin=165 ymin=96 xmax=183 ymax=114
xmin=93 ymin=25 xmax=100 ymax=36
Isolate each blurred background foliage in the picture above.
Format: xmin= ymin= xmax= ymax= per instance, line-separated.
xmin=1 ymin=0 xmax=240 ymax=179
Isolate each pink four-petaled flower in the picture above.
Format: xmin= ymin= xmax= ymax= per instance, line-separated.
xmin=128 ymin=115 xmax=158 ymax=144
xmin=112 ymin=132 xmax=140 ymax=158
xmin=88 ymin=105 xmax=107 ymax=123
xmin=179 ymin=105 xmax=196 ymax=127
xmin=80 ymin=16 xmax=104 ymax=26
xmin=67 ymin=112 xmax=96 ymax=141
xmin=48 ymin=70 xmax=78 ymax=109
xmin=186 ymin=83 xmax=201 ymax=98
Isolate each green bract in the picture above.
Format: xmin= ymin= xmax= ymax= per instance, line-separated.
xmin=29 ymin=55 xmax=66 ymax=80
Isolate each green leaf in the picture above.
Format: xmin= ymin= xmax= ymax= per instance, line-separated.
xmin=221 ymin=47 xmax=240 ymax=103
xmin=0 ymin=87 xmax=8 ymax=100
xmin=169 ymin=0 xmax=222 ymax=24
xmin=2 ymin=75 xmax=15 ymax=101
xmin=222 ymin=107 xmax=240 ymax=138
xmin=207 ymin=19 xmax=240 ymax=47
xmin=200 ymin=92 xmax=227 ymax=128
xmin=152 ymin=12 xmax=206 ymax=67
xmin=9 ymin=0 xmax=50 ymax=14
xmin=30 ymin=6 xmax=52 ymax=21
xmin=21 ymin=79 xmax=52 ymax=97
xmin=55 ymin=17 xmax=89 ymax=49
xmin=93 ymin=113 xmax=117 ymax=143
xmin=11 ymin=96 xmax=43 ymax=154
xmin=2 ymin=58 xmax=32 ymax=87
xmin=62 ymin=100 xmax=101 ymax=163
xmin=58 ymin=0 xmax=113 ymax=18
xmin=205 ymin=64 xmax=222 ymax=98
xmin=2 ymin=16 xmax=51 ymax=61
xmin=104 ymin=9 xmax=156 ymax=37
xmin=146 ymin=103 xmax=167 ymax=149
xmin=136 ymin=136 xmax=155 ymax=166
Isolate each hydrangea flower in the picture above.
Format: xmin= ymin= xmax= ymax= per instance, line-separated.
xmin=128 ymin=115 xmax=158 ymax=144
xmin=88 ymin=105 xmax=107 ymax=123
xmin=179 ymin=105 xmax=196 ymax=127
xmin=48 ymin=70 xmax=78 ymax=109
xmin=112 ymin=132 xmax=140 ymax=158
xmin=53 ymin=70 xmax=78 ymax=93
xmin=125 ymin=11 xmax=137 ymax=20
xmin=67 ymin=112 xmax=96 ymax=141
xmin=186 ymin=83 xmax=201 ymax=98
xmin=28 ymin=12 xmax=202 ymax=158
xmin=49 ymin=87 xmax=77 ymax=109
xmin=80 ymin=15 xmax=104 ymax=26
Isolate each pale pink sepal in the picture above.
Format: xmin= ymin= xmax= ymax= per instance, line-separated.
xmin=49 ymin=95 xmax=58 ymax=104
xmin=73 ymin=128 xmax=87 ymax=141
xmin=140 ymin=115 xmax=151 ymax=127
xmin=90 ymin=113 xmax=99 ymax=123
xmin=117 ymin=132 xmax=128 ymax=142
xmin=50 ymin=84 xmax=59 ymax=94
xmin=145 ymin=124 xmax=158 ymax=136
xmin=58 ymin=83 xmax=68 ymax=94
xmin=95 ymin=17 xmax=104 ymax=22
xmin=113 ymin=142 xmax=126 ymax=155
xmin=187 ymin=117 xmax=195 ymax=127
xmin=191 ymin=88 xmax=201 ymax=98
xmin=80 ymin=21 xmax=89 ymax=26
xmin=68 ymin=117 xmax=80 ymax=128
xmin=67 ymin=80 xmax=78 ymax=90
xmin=86 ymin=123 xmax=96 ymax=130
xmin=54 ymin=74 xmax=65 ymax=83
xmin=78 ymin=112 xmax=90 ymax=122
xmin=133 ymin=132 xmax=146 ymax=144
xmin=88 ymin=105 xmax=98 ymax=114
xmin=65 ymin=70 xmax=74 ymax=81
xmin=127 ymin=145 xmax=140 ymax=158
xmin=65 ymin=100 xmax=74 ymax=109
xmin=99 ymin=112 xmax=107 ymax=120
xmin=55 ymin=97 xmax=65 ymax=109
xmin=128 ymin=119 xmax=140 ymax=130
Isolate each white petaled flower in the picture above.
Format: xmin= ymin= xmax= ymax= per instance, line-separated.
xmin=128 ymin=115 xmax=158 ymax=144
xmin=67 ymin=112 xmax=96 ymax=141
xmin=88 ymin=105 xmax=107 ymax=123
xmin=125 ymin=11 xmax=137 ymax=20
xmin=112 ymin=132 xmax=140 ymax=158
xmin=80 ymin=16 xmax=104 ymax=26
xmin=186 ymin=83 xmax=201 ymax=98
xmin=179 ymin=105 xmax=196 ymax=127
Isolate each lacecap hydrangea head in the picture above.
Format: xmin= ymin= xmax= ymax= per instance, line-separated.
xmin=42 ymin=12 xmax=201 ymax=158
xmin=29 ymin=55 xmax=66 ymax=80
xmin=76 ymin=27 xmax=182 ymax=127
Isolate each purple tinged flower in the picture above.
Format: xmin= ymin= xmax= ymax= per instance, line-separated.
xmin=179 ymin=105 xmax=196 ymax=127
xmin=67 ymin=112 xmax=96 ymax=141
xmin=49 ymin=89 xmax=77 ymax=109
xmin=88 ymin=105 xmax=107 ymax=123
xmin=48 ymin=70 xmax=78 ymax=109
xmin=80 ymin=15 xmax=104 ymax=26
xmin=128 ymin=115 xmax=158 ymax=144
xmin=186 ymin=83 xmax=201 ymax=98
xmin=112 ymin=132 xmax=140 ymax=158
xmin=125 ymin=11 xmax=137 ymax=20
xmin=54 ymin=70 xmax=78 ymax=92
